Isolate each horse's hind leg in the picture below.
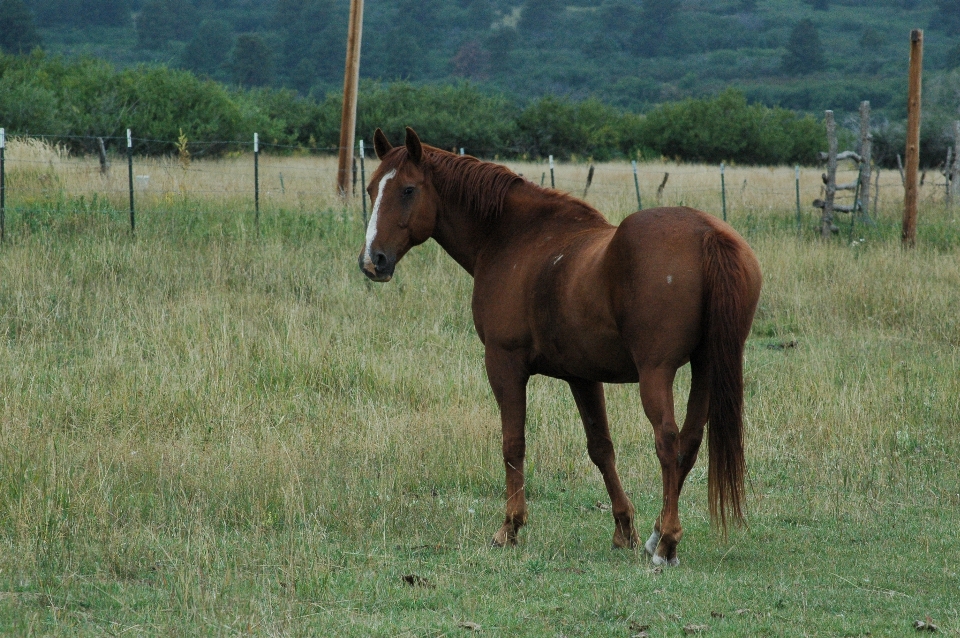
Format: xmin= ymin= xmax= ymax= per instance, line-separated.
xmin=568 ymin=378 xmax=640 ymax=549
xmin=638 ymin=367 xmax=684 ymax=566
xmin=676 ymin=354 xmax=710 ymax=494
xmin=643 ymin=356 xmax=711 ymax=564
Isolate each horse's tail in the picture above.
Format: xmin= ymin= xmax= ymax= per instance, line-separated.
xmin=701 ymin=229 xmax=757 ymax=533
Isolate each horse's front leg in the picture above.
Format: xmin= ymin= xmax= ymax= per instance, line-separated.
xmin=485 ymin=347 xmax=530 ymax=547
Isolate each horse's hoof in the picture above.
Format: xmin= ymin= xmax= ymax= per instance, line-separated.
xmin=644 ymin=530 xmax=679 ymax=566
xmin=651 ymin=553 xmax=680 ymax=567
xmin=612 ymin=526 xmax=640 ymax=550
xmin=644 ymin=530 xmax=661 ymax=557
xmin=491 ymin=526 xmax=518 ymax=547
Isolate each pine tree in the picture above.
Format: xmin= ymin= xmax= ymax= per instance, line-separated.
xmin=929 ymin=0 xmax=960 ymax=32
xmin=632 ymin=0 xmax=678 ymax=57
xmin=781 ymin=19 xmax=826 ymax=76
xmin=0 ymin=0 xmax=42 ymax=54
xmin=137 ymin=0 xmax=198 ymax=49
xmin=229 ymin=34 xmax=273 ymax=87
xmin=519 ymin=0 xmax=562 ymax=34
xmin=179 ymin=20 xmax=233 ymax=78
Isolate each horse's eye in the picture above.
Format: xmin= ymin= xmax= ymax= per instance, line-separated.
xmin=402 ymin=186 xmax=415 ymax=197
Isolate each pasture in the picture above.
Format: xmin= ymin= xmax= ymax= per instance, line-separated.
xmin=0 ymin=148 xmax=958 ymax=635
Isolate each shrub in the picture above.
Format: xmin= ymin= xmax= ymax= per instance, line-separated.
xmin=637 ymin=89 xmax=825 ymax=165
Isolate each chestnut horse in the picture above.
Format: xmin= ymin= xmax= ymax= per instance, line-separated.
xmin=359 ymin=128 xmax=762 ymax=566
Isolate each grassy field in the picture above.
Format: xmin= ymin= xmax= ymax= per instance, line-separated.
xmin=0 ymin=145 xmax=959 ymax=635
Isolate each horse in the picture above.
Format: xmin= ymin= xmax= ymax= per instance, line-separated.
xmin=358 ymin=127 xmax=762 ymax=566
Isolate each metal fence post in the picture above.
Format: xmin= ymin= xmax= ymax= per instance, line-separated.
xmin=359 ymin=139 xmax=367 ymax=226
xmin=254 ymin=132 xmax=260 ymax=236
xmin=1 ymin=128 xmax=5 ymax=243
xmin=549 ymin=155 xmax=555 ymax=189
xmin=127 ymin=129 xmax=135 ymax=235
xmin=795 ymin=165 xmax=801 ymax=233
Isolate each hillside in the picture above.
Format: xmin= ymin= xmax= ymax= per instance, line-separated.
xmin=15 ymin=0 xmax=960 ymax=120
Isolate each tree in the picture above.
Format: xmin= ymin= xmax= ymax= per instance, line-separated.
xmin=632 ymin=0 xmax=678 ymax=57
xmin=229 ymin=34 xmax=273 ymax=87
xmin=0 ymin=0 xmax=42 ymax=54
xmin=929 ymin=0 xmax=960 ymax=32
xmin=946 ymin=41 xmax=960 ymax=70
xmin=781 ymin=19 xmax=826 ymax=75
xmin=78 ymin=0 xmax=130 ymax=27
xmin=452 ymin=40 xmax=490 ymax=79
xmin=519 ymin=0 xmax=562 ymax=35
xmin=274 ymin=0 xmax=346 ymax=92
xmin=137 ymin=0 xmax=198 ymax=49
xmin=580 ymin=1 xmax=638 ymax=59
xmin=464 ymin=0 xmax=496 ymax=30
xmin=859 ymin=26 xmax=884 ymax=50
xmin=179 ymin=20 xmax=233 ymax=78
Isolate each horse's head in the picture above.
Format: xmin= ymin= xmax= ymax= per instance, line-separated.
xmin=358 ymin=127 xmax=439 ymax=282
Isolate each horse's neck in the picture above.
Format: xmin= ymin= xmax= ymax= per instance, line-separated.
xmin=432 ymin=181 xmax=606 ymax=276
xmin=431 ymin=204 xmax=488 ymax=276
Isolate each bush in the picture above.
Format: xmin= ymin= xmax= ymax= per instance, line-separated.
xmin=0 ymin=52 xmax=828 ymax=166
xmin=516 ymin=95 xmax=642 ymax=161
xmin=352 ymin=81 xmax=519 ymax=156
xmin=637 ymin=89 xmax=825 ymax=165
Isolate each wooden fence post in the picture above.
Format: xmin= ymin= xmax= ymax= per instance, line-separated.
xmin=549 ymin=155 xmax=555 ymax=188
xmin=582 ymin=164 xmax=594 ymax=199
xmin=951 ymin=121 xmax=960 ymax=206
xmin=720 ymin=162 xmax=727 ymax=221
xmin=0 ymin=127 xmax=5 ymax=243
xmin=97 ymin=137 xmax=110 ymax=174
xmin=945 ymin=147 xmax=953 ymax=207
xmin=813 ymin=110 xmax=863 ymax=236
xmin=902 ymin=28 xmax=923 ymax=248
xmin=859 ymin=101 xmax=872 ymax=223
xmin=632 ymin=160 xmax=642 ymax=210
xmin=819 ymin=110 xmax=838 ymax=238
xmin=656 ymin=172 xmax=669 ymax=204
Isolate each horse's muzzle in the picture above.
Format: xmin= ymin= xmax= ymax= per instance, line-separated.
xmin=358 ymin=250 xmax=395 ymax=282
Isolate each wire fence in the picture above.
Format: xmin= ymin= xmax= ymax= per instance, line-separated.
xmin=0 ymin=129 xmax=956 ymax=241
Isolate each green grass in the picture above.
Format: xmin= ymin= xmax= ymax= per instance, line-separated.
xmin=0 ymin=198 xmax=958 ymax=635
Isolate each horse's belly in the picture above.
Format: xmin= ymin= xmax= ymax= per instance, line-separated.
xmin=531 ymin=331 xmax=639 ymax=383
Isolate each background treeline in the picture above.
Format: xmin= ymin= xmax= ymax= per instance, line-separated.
xmin=6 ymin=0 xmax=960 ymax=117
xmin=0 ymin=51 xmax=833 ymax=165
xmin=2 ymin=50 xmax=959 ymax=167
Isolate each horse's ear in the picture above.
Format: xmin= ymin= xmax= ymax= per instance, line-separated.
xmin=405 ymin=127 xmax=423 ymax=164
xmin=373 ymin=128 xmax=392 ymax=160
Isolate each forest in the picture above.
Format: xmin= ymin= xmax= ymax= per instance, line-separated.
xmin=1 ymin=0 xmax=959 ymax=164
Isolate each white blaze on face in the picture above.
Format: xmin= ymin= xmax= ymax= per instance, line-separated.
xmin=364 ymin=169 xmax=398 ymax=266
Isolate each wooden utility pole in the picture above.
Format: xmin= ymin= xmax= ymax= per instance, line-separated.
xmin=337 ymin=0 xmax=364 ymax=197
xmin=902 ymin=28 xmax=923 ymax=247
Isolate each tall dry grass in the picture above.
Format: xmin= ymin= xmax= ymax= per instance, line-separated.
xmin=0 ymin=139 xmax=958 ymax=633
xmin=6 ymin=135 xmax=954 ymax=228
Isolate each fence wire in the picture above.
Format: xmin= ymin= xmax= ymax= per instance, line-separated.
xmin=0 ymin=133 xmax=956 ymax=240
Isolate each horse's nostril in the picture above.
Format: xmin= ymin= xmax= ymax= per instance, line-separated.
xmin=373 ymin=251 xmax=388 ymax=271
